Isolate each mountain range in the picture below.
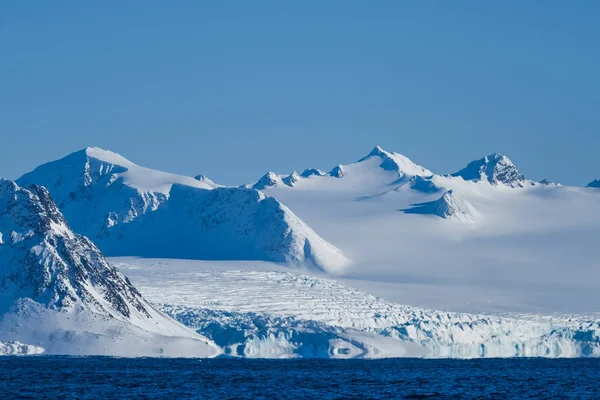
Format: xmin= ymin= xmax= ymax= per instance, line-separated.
xmin=1 ymin=145 xmax=599 ymax=357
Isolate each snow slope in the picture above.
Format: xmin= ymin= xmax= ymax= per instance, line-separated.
xmin=117 ymin=258 xmax=600 ymax=359
xmin=587 ymin=180 xmax=600 ymax=188
xmin=246 ymin=146 xmax=600 ymax=314
xmin=402 ymin=190 xmax=478 ymax=222
xmin=0 ymin=179 xmax=219 ymax=357
xmin=17 ymin=148 xmax=348 ymax=272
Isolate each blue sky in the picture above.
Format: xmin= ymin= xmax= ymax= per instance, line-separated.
xmin=1 ymin=1 xmax=598 ymax=185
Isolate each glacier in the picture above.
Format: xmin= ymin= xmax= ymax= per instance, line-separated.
xmin=2 ymin=145 xmax=600 ymax=358
xmin=117 ymin=258 xmax=600 ymax=359
xmin=0 ymin=341 xmax=44 ymax=356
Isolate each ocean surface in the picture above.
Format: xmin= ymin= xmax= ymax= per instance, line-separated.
xmin=1 ymin=357 xmax=599 ymax=399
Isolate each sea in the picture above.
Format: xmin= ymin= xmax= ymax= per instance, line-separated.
xmin=1 ymin=357 xmax=598 ymax=399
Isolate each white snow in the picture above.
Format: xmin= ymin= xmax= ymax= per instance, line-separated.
xmin=116 ymin=258 xmax=600 ymax=359
xmin=0 ymin=341 xmax=44 ymax=356
xmin=4 ymin=145 xmax=600 ymax=358
xmin=0 ymin=179 xmax=220 ymax=357
xmin=248 ymin=146 xmax=600 ymax=314
xmin=17 ymin=148 xmax=348 ymax=272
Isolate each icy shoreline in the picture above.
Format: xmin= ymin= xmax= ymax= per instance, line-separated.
xmin=117 ymin=259 xmax=600 ymax=359
xmin=0 ymin=341 xmax=44 ymax=356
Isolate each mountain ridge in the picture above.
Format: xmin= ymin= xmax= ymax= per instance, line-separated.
xmin=16 ymin=148 xmax=349 ymax=272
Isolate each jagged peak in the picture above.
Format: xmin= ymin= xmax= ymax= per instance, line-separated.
xmin=282 ymin=171 xmax=301 ymax=187
xmin=358 ymin=146 xmax=432 ymax=177
xmin=451 ymin=153 xmax=525 ymax=187
xmin=300 ymin=168 xmax=325 ymax=178
xmin=329 ymin=165 xmax=345 ymax=178
xmin=0 ymin=179 xmax=152 ymax=318
xmin=0 ymin=178 xmax=19 ymax=197
xmin=252 ymin=171 xmax=280 ymax=190
xmin=402 ymin=189 xmax=478 ymax=222
xmin=366 ymin=145 xmax=387 ymax=158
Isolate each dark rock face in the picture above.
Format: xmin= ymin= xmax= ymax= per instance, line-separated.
xmin=0 ymin=179 xmax=150 ymax=319
xmin=452 ymin=154 xmax=525 ymax=187
xmin=252 ymin=172 xmax=279 ymax=190
xmin=300 ymin=169 xmax=324 ymax=178
xmin=587 ymin=180 xmax=600 ymax=188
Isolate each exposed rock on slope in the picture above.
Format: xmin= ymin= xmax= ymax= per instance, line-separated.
xmin=252 ymin=172 xmax=280 ymax=190
xmin=300 ymin=168 xmax=325 ymax=178
xmin=587 ymin=180 xmax=600 ymax=188
xmin=451 ymin=153 xmax=525 ymax=187
xmin=0 ymin=179 xmax=147 ymax=317
xmin=329 ymin=165 xmax=345 ymax=178
xmin=408 ymin=176 xmax=441 ymax=193
xmin=0 ymin=179 xmax=219 ymax=356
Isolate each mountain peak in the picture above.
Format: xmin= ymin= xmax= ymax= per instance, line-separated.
xmin=300 ymin=168 xmax=325 ymax=178
xmin=0 ymin=179 xmax=151 ymax=317
xmin=252 ymin=171 xmax=280 ymax=190
xmin=451 ymin=153 xmax=525 ymax=187
xmin=402 ymin=189 xmax=478 ymax=222
xmin=358 ymin=146 xmax=432 ymax=177
xmin=282 ymin=171 xmax=301 ymax=187
xmin=587 ymin=180 xmax=600 ymax=188
xmin=81 ymin=147 xmax=137 ymax=167
xmin=367 ymin=145 xmax=387 ymax=157
xmin=329 ymin=165 xmax=345 ymax=178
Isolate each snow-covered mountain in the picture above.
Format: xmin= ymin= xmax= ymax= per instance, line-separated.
xmin=17 ymin=148 xmax=348 ymax=272
xmin=247 ymin=146 xmax=433 ymax=190
xmin=402 ymin=190 xmax=478 ymax=222
xmin=4 ymin=145 xmax=600 ymax=358
xmin=0 ymin=179 xmax=218 ymax=356
xmin=451 ymin=153 xmax=526 ymax=187
xmin=356 ymin=146 xmax=433 ymax=177
xmin=245 ymin=146 xmax=600 ymax=316
xmin=587 ymin=180 xmax=600 ymax=188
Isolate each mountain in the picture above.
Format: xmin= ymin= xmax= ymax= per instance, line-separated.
xmin=402 ymin=190 xmax=478 ymax=222
xmin=243 ymin=146 xmax=600 ymax=317
xmin=17 ymin=148 xmax=348 ymax=272
xmin=251 ymin=172 xmax=280 ymax=190
xmin=300 ymin=168 xmax=325 ymax=178
xmin=451 ymin=153 xmax=526 ymax=187
xmin=0 ymin=179 xmax=219 ymax=356
xmin=247 ymin=146 xmax=432 ymax=190
xmin=17 ymin=147 xmax=217 ymax=236
xmin=587 ymin=180 xmax=600 ymax=188
xmin=356 ymin=146 xmax=433 ymax=177
xmin=99 ymin=185 xmax=349 ymax=272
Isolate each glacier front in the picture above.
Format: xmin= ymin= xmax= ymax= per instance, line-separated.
xmin=116 ymin=258 xmax=600 ymax=359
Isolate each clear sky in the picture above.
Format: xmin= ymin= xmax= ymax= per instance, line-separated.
xmin=1 ymin=1 xmax=598 ymax=185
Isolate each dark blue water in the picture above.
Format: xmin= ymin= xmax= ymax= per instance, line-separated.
xmin=1 ymin=357 xmax=599 ymax=399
